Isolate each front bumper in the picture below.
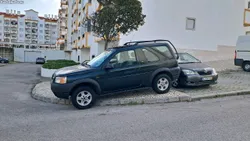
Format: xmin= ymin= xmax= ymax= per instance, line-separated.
xmin=51 ymin=82 xmax=72 ymax=99
xmin=180 ymin=74 xmax=218 ymax=86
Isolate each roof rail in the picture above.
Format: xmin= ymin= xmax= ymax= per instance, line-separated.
xmin=124 ymin=39 xmax=179 ymax=59
xmin=124 ymin=39 xmax=172 ymax=46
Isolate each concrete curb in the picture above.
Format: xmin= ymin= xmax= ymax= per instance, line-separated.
xmin=191 ymin=90 xmax=250 ymax=101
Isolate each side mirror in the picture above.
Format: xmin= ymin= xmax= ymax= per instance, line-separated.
xmin=105 ymin=63 xmax=114 ymax=70
xmin=81 ymin=60 xmax=90 ymax=65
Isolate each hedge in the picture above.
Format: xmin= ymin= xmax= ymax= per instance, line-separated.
xmin=42 ymin=60 xmax=79 ymax=69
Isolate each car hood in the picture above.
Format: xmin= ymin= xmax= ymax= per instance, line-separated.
xmin=54 ymin=65 xmax=92 ymax=76
xmin=179 ymin=63 xmax=211 ymax=71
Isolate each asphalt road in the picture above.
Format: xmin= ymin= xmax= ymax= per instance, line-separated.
xmin=1 ymin=63 xmax=250 ymax=141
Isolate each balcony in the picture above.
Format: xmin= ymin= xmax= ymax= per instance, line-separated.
xmin=32 ymin=23 xmax=38 ymax=28
xmin=62 ymin=4 xmax=68 ymax=10
xmin=25 ymin=40 xmax=31 ymax=43
xmin=31 ymin=40 xmax=38 ymax=44
xmin=45 ymin=24 xmax=50 ymax=29
xmin=61 ymin=0 xmax=67 ymax=4
xmin=4 ymin=28 xmax=10 ymax=32
xmin=4 ymin=34 xmax=10 ymax=38
xmin=11 ymin=30 xmax=17 ymax=33
xmin=32 ymin=29 xmax=38 ymax=34
xmin=26 ymin=30 xmax=32 ymax=34
xmin=32 ymin=35 xmax=38 ymax=39
xmin=4 ymin=38 xmax=10 ymax=42
xmin=45 ymin=36 xmax=50 ymax=40
xmin=61 ymin=30 xmax=67 ymax=35
xmin=11 ymin=39 xmax=17 ymax=43
xmin=11 ymin=35 xmax=17 ymax=39
xmin=4 ymin=22 xmax=10 ymax=26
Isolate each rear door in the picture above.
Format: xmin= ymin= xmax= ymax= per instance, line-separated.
xmin=135 ymin=46 xmax=177 ymax=86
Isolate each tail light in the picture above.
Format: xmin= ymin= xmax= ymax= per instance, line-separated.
xmin=234 ymin=50 xmax=237 ymax=59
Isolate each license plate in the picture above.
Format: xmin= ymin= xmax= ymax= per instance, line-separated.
xmin=202 ymin=77 xmax=213 ymax=81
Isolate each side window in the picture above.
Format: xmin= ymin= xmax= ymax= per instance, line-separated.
xmin=109 ymin=50 xmax=138 ymax=68
xmin=152 ymin=46 xmax=174 ymax=59
xmin=142 ymin=48 xmax=159 ymax=63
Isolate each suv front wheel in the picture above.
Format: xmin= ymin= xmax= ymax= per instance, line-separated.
xmin=152 ymin=74 xmax=171 ymax=94
xmin=71 ymin=86 xmax=97 ymax=109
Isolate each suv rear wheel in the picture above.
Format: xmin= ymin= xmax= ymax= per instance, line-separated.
xmin=71 ymin=86 xmax=97 ymax=109
xmin=152 ymin=74 xmax=171 ymax=94
xmin=242 ymin=62 xmax=250 ymax=72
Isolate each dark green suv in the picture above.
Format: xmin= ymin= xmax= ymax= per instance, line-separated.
xmin=51 ymin=40 xmax=180 ymax=109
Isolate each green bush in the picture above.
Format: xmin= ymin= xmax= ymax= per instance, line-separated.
xmin=42 ymin=60 xmax=79 ymax=69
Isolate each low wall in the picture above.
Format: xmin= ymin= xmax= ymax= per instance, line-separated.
xmin=41 ymin=67 xmax=57 ymax=78
xmin=177 ymin=46 xmax=235 ymax=62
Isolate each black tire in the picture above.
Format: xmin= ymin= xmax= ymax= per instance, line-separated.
xmin=242 ymin=62 xmax=250 ymax=72
xmin=71 ymin=86 xmax=97 ymax=109
xmin=152 ymin=74 xmax=172 ymax=94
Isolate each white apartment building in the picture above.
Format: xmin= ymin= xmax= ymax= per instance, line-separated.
xmin=120 ymin=0 xmax=249 ymax=51
xmin=57 ymin=0 xmax=68 ymax=50
xmin=0 ymin=9 xmax=59 ymax=50
xmin=60 ymin=0 xmax=118 ymax=62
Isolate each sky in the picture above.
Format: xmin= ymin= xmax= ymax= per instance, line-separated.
xmin=0 ymin=0 xmax=60 ymax=17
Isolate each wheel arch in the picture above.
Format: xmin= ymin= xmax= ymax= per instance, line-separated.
xmin=150 ymin=69 xmax=174 ymax=85
xmin=69 ymin=79 xmax=102 ymax=96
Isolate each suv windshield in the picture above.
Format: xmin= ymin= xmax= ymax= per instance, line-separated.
xmin=178 ymin=53 xmax=201 ymax=64
xmin=87 ymin=50 xmax=114 ymax=68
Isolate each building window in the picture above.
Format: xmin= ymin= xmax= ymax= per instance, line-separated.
xmin=248 ymin=1 xmax=250 ymax=9
xmin=52 ymin=31 xmax=56 ymax=34
xmin=19 ymin=22 xmax=23 ymax=25
xmin=19 ymin=28 xmax=24 ymax=31
xmin=39 ymin=35 xmax=43 ymax=39
xmin=186 ymin=17 xmax=196 ymax=31
xmin=19 ymin=34 xmax=23 ymax=37
xmin=0 ymin=20 xmax=2 ymax=23
xmin=40 ymin=30 xmax=43 ymax=33
xmin=40 ymin=24 xmax=43 ymax=27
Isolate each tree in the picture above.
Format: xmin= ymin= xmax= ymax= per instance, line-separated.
xmin=91 ymin=0 xmax=146 ymax=50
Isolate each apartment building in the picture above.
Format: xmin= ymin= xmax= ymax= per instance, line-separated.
xmin=0 ymin=9 xmax=58 ymax=50
xmin=57 ymin=0 xmax=68 ymax=50
xmin=59 ymin=0 xmax=118 ymax=62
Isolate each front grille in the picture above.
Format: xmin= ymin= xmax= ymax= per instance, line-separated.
xmin=197 ymin=70 xmax=212 ymax=75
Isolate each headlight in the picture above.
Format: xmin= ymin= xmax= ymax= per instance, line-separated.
xmin=55 ymin=77 xmax=67 ymax=84
xmin=212 ymin=68 xmax=217 ymax=75
xmin=182 ymin=69 xmax=198 ymax=75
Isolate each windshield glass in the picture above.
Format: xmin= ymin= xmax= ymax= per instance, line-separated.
xmin=178 ymin=53 xmax=201 ymax=64
xmin=87 ymin=50 xmax=114 ymax=67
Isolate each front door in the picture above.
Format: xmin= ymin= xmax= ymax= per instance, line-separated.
xmin=99 ymin=50 xmax=141 ymax=93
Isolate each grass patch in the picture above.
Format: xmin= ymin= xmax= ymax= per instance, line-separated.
xmin=42 ymin=60 xmax=79 ymax=69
